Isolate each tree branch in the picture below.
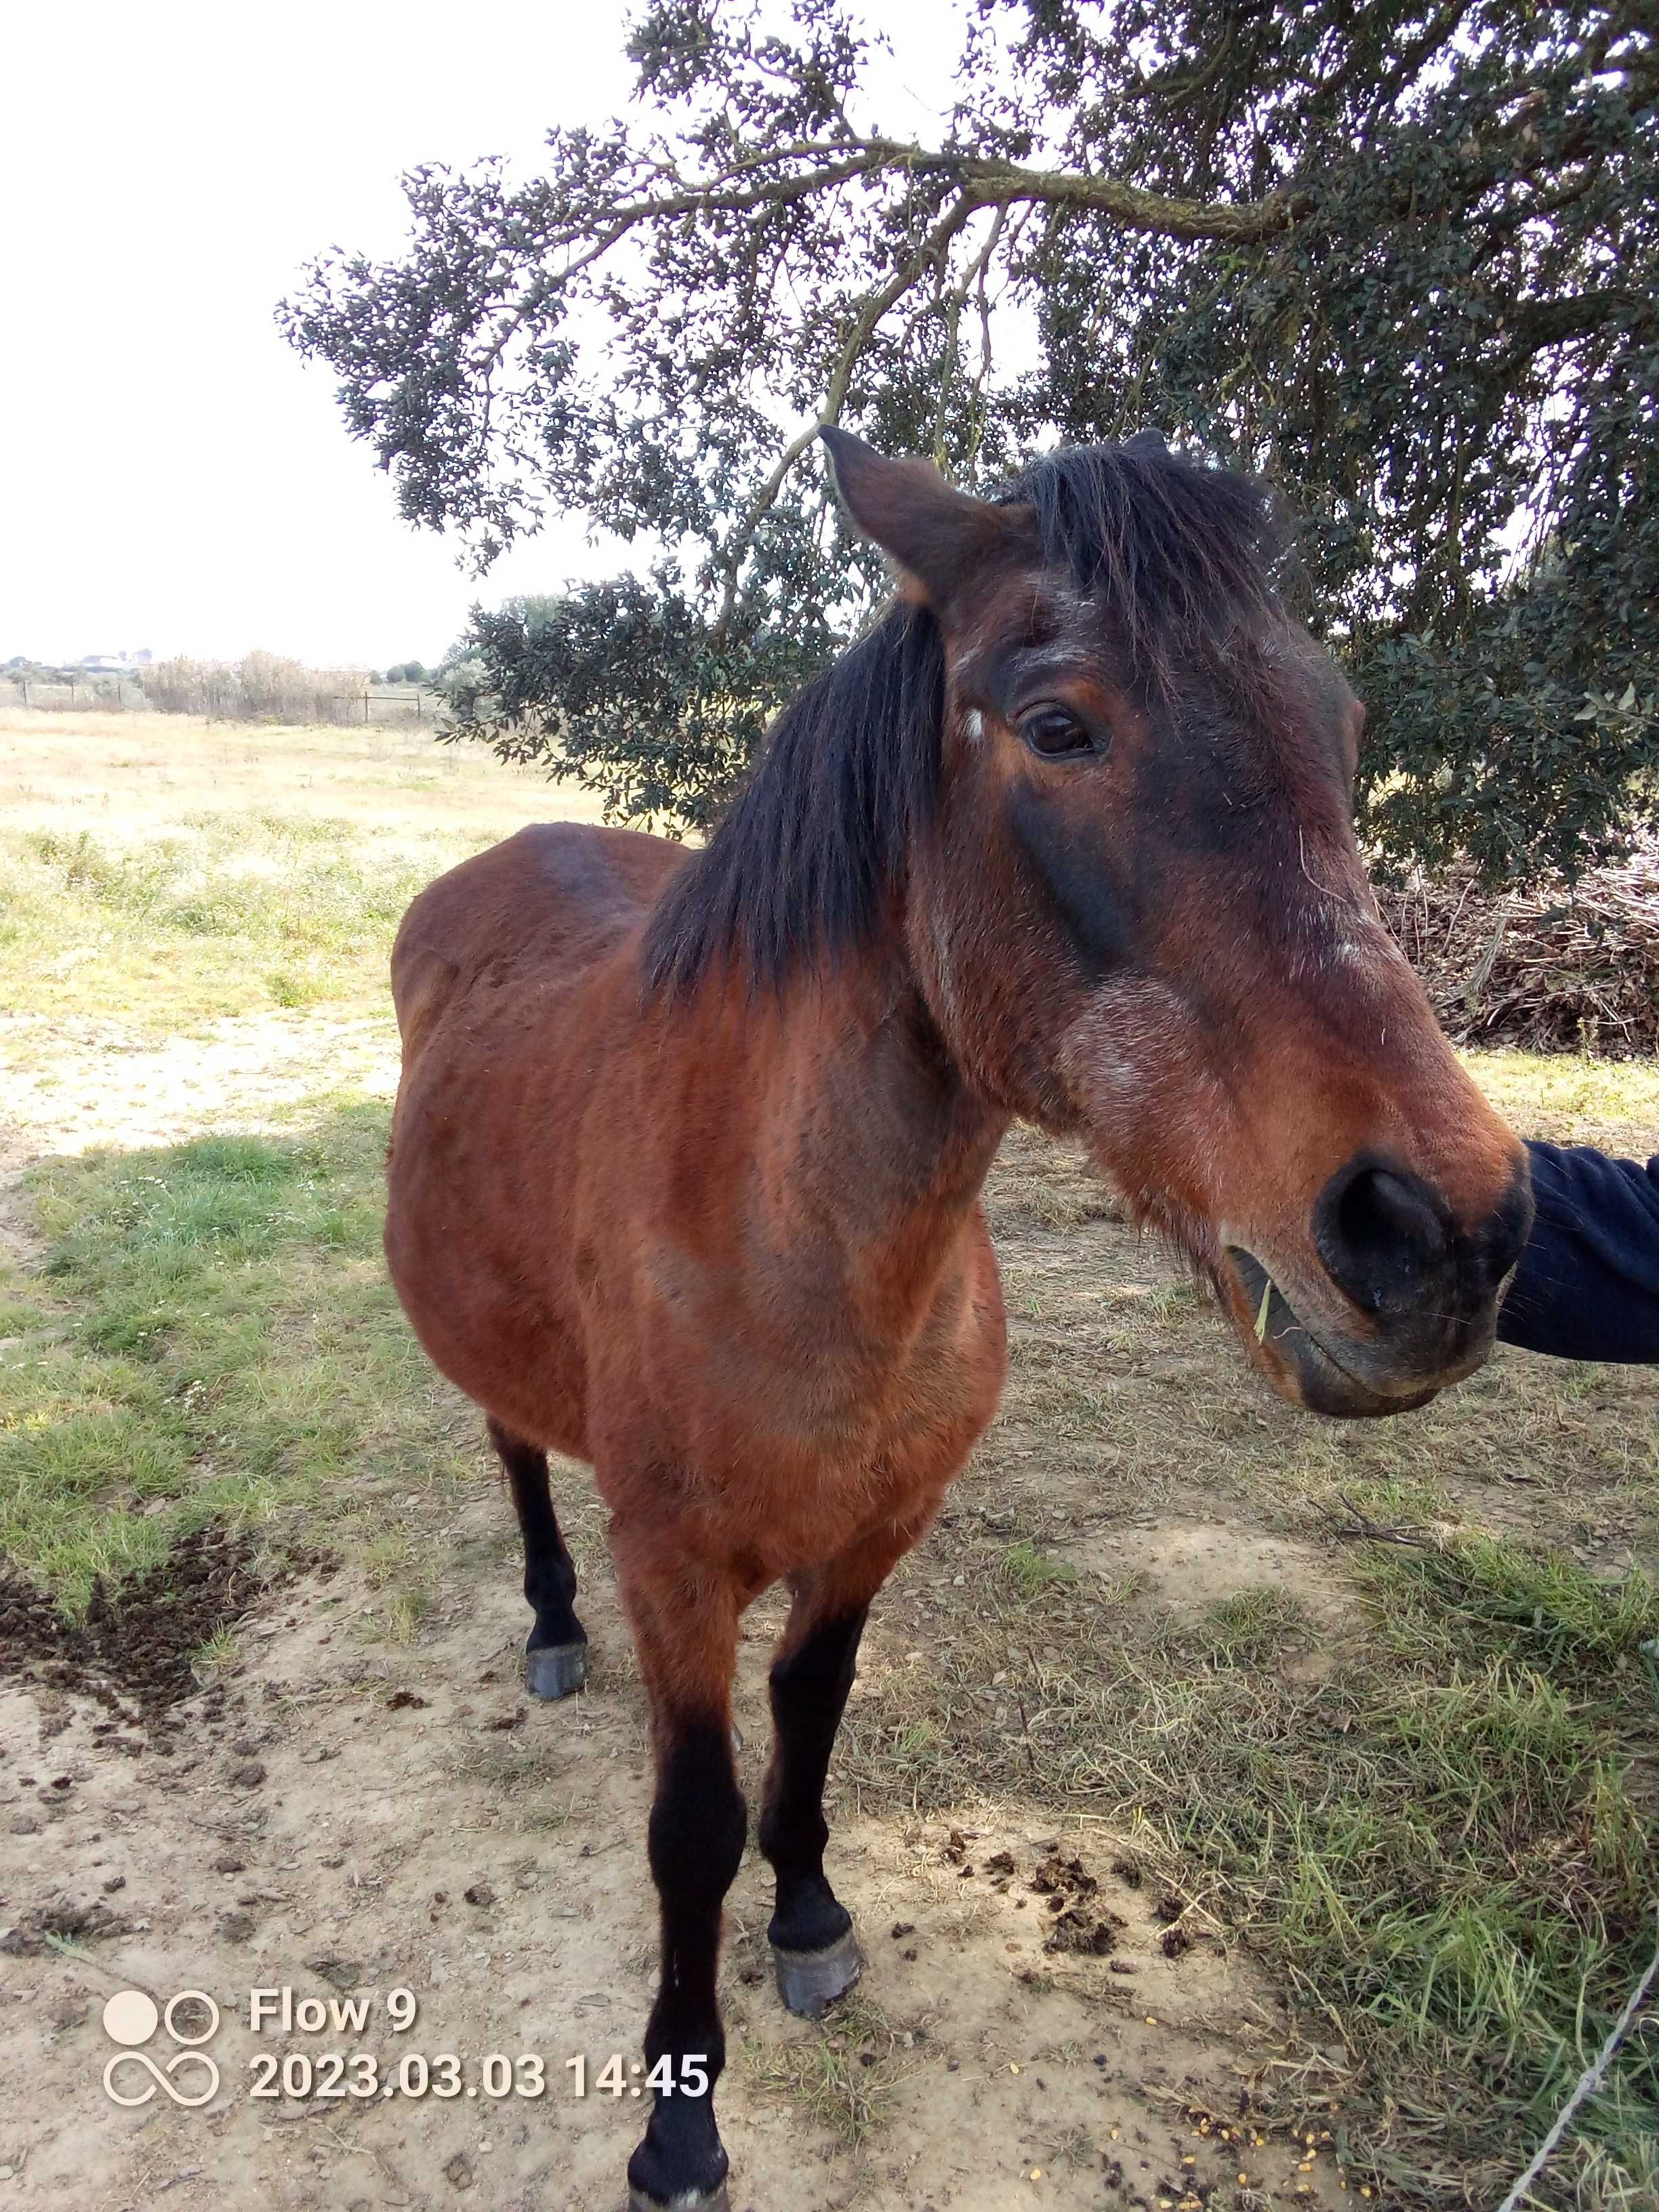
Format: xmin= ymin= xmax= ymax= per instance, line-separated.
xmin=711 ymin=192 xmax=985 ymax=634
xmin=530 ymin=136 xmax=1302 ymax=259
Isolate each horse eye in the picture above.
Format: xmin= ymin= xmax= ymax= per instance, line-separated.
xmin=1019 ymin=705 xmax=1094 ymax=758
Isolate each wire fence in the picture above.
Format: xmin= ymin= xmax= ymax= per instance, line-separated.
xmin=0 ymin=681 xmax=443 ymax=723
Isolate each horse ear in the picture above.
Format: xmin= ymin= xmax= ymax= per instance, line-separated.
xmin=820 ymin=425 xmax=1028 ymax=609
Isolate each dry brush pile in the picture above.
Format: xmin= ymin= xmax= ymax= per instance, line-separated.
xmin=1378 ymin=830 xmax=1659 ymax=1058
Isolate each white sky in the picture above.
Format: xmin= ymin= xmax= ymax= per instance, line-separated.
xmin=1 ymin=0 xmax=962 ymax=670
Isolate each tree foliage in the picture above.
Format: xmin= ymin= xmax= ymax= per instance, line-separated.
xmin=283 ymin=0 xmax=1659 ymax=871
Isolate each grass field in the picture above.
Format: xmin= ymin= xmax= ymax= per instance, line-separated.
xmin=1 ymin=709 xmax=1656 ymax=2211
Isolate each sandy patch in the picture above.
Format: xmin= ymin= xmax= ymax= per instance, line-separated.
xmin=1 ymin=1489 xmax=1350 ymax=2212
xmin=0 ymin=1010 xmax=401 ymax=1166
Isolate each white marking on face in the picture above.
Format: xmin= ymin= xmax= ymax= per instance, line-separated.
xmin=962 ymin=708 xmax=985 ymax=744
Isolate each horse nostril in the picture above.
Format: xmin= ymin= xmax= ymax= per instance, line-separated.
xmin=1314 ymin=1160 xmax=1452 ymax=1317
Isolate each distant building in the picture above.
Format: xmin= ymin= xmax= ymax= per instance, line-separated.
xmin=75 ymin=649 xmax=154 ymax=673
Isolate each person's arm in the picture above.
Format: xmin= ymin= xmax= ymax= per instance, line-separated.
xmin=1497 ymin=1140 xmax=1659 ymax=1364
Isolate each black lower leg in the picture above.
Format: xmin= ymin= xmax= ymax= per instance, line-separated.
xmin=627 ymin=1718 xmax=747 ymax=2209
xmin=485 ymin=1419 xmax=585 ymax=1681
xmin=758 ymin=1605 xmax=869 ymax=1959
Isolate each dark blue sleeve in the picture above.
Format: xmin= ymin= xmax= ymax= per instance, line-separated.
xmin=1497 ymin=1140 xmax=1659 ymax=1364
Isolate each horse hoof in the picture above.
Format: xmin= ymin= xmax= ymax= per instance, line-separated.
xmin=771 ymin=1925 xmax=863 ymax=2018
xmin=628 ymin=2186 xmax=729 ymax=2212
xmin=525 ymin=1642 xmax=588 ymax=1699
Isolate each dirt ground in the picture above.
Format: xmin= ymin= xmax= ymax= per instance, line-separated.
xmin=1 ymin=713 xmax=1654 ymax=2212
xmin=0 ymin=1502 xmax=1353 ymax=2212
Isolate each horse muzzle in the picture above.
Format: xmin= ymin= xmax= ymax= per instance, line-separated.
xmin=1218 ymin=1248 xmax=1466 ymax=1416
xmin=1214 ymin=1155 xmax=1532 ymax=1418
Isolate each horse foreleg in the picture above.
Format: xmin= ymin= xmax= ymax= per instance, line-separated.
xmin=759 ymin=1522 xmax=913 ymax=2018
xmin=486 ymin=1417 xmax=588 ymax=1698
xmin=619 ymin=1559 xmax=745 ymax=2212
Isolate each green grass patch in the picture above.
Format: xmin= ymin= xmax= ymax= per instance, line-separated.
xmin=1180 ymin=1586 xmax=1313 ymax=1670
xmin=998 ymin=1538 xmax=1074 ymax=1598
xmin=0 ymin=1101 xmax=477 ymax=1610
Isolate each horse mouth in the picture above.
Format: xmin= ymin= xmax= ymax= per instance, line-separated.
xmin=1222 ymin=1248 xmax=1441 ymax=1419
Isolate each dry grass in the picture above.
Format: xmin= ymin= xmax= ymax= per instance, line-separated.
xmin=0 ymin=708 xmax=604 ymax=1037
xmin=139 ymin=651 xmax=372 ymax=723
xmin=981 ymin=1124 xmax=1659 ymax=1563
xmin=742 ymin=1991 xmax=913 ymax=2150
xmin=1459 ymin=1048 xmax=1659 ymax=1161
xmin=0 ymin=707 xmax=588 ymax=845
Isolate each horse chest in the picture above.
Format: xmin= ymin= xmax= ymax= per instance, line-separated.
xmin=609 ymin=1218 xmax=1006 ymax=1533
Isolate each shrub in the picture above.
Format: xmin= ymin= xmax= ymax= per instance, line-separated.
xmin=138 ymin=653 xmax=371 ymax=723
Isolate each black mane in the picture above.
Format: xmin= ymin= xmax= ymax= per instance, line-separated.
xmin=643 ymin=441 xmax=1277 ymax=996
xmin=644 ymin=602 xmax=943 ymax=998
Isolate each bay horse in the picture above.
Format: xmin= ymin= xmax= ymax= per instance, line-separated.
xmin=384 ymin=427 xmax=1531 ymax=2210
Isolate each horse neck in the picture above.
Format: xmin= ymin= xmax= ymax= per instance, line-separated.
xmin=734 ymin=943 xmax=1010 ymax=1311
